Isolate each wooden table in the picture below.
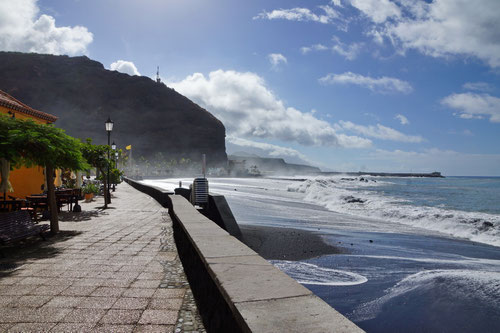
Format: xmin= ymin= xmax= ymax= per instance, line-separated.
xmin=26 ymin=196 xmax=48 ymax=221
xmin=56 ymin=193 xmax=74 ymax=211
xmin=0 ymin=200 xmax=27 ymax=212
xmin=27 ymin=190 xmax=81 ymax=215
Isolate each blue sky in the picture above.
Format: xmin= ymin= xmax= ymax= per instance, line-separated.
xmin=1 ymin=0 xmax=500 ymax=175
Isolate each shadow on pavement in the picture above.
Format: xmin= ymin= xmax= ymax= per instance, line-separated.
xmin=0 ymin=230 xmax=83 ymax=279
xmin=59 ymin=210 xmax=105 ymax=222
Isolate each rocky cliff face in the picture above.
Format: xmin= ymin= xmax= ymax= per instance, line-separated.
xmin=0 ymin=52 xmax=227 ymax=165
xmin=229 ymin=155 xmax=321 ymax=175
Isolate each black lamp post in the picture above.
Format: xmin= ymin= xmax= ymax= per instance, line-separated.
xmin=111 ymin=142 xmax=116 ymax=192
xmin=105 ymin=117 xmax=114 ymax=207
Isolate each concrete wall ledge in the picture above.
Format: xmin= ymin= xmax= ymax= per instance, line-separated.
xmin=169 ymin=194 xmax=364 ymax=333
xmin=123 ymin=178 xmax=174 ymax=208
xmin=174 ymin=187 xmax=242 ymax=239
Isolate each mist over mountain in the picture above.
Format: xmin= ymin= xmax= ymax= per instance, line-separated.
xmin=0 ymin=52 xmax=227 ymax=165
xmin=229 ymin=154 xmax=321 ymax=175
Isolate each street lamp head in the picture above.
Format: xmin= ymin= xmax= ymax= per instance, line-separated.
xmin=105 ymin=117 xmax=114 ymax=132
xmin=111 ymin=141 xmax=116 ymax=150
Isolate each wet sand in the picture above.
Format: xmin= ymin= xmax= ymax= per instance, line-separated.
xmin=239 ymin=224 xmax=346 ymax=260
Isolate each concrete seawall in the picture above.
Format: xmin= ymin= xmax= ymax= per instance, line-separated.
xmin=173 ymin=187 xmax=242 ymax=239
xmin=123 ymin=178 xmax=174 ymax=208
xmin=125 ymin=178 xmax=364 ymax=333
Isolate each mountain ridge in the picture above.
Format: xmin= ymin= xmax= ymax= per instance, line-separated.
xmin=0 ymin=52 xmax=227 ymax=165
xmin=229 ymin=154 xmax=321 ymax=175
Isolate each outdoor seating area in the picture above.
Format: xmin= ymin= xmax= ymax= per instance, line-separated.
xmin=0 ymin=187 xmax=85 ymax=249
xmin=1 ymin=188 xmax=83 ymax=217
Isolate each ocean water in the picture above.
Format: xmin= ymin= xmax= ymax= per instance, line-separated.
xmin=145 ymin=176 xmax=500 ymax=332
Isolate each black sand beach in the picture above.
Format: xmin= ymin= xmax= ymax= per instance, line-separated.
xmin=239 ymin=224 xmax=345 ymax=260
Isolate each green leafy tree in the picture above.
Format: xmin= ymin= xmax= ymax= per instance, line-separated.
xmin=110 ymin=168 xmax=123 ymax=184
xmin=0 ymin=115 xmax=88 ymax=233
xmin=96 ymin=168 xmax=123 ymax=185
xmin=80 ymin=139 xmax=113 ymax=208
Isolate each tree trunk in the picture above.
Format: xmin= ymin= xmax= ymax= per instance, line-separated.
xmin=99 ymin=167 xmax=108 ymax=209
xmin=45 ymin=164 xmax=59 ymax=234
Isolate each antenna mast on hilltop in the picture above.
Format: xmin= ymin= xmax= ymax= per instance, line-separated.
xmin=156 ymin=66 xmax=161 ymax=83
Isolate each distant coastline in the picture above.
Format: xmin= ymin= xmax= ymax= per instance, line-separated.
xmin=319 ymin=171 xmax=444 ymax=178
xmin=228 ymin=154 xmax=444 ymax=178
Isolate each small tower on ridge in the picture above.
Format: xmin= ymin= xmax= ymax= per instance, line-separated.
xmin=156 ymin=66 xmax=161 ymax=83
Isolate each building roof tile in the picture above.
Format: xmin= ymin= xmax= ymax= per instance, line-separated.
xmin=0 ymin=89 xmax=58 ymax=123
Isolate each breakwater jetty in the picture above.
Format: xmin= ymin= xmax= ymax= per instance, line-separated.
xmin=320 ymin=171 xmax=444 ymax=178
xmin=125 ymin=178 xmax=364 ymax=333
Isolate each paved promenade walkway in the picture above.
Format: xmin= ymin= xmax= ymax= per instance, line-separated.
xmin=0 ymin=183 xmax=205 ymax=332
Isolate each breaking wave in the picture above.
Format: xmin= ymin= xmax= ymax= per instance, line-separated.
xmin=287 ymin=176 xmax=500 ymax=247
xmin=271 ymin=260 xmax=368 ymax=286
xmin=351 ymin=269 xmax=500 ymax=322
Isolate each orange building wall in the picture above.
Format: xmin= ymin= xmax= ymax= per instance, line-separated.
xmin=0 ymin=105 xmax=50 ymax=124
xmin=7 ymin=166 xmax=46 ymax=199
xmin=1 ymin=105 xmax=50 ymax=198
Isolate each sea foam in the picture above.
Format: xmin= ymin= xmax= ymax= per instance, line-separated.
xmin=271 ymin=260 xmax=367 ymax=286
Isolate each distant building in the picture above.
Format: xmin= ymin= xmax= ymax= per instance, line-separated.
xmin=228 ymin=159 xmax=247 ymax=177
xmin=0 ymin=90 xmax=58 ymax=198
xmin=156 ymin=66 xmax=161 ymax=83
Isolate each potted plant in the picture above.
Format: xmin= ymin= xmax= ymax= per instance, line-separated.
xmin=82 ymin=183 xmax=98 ymax=202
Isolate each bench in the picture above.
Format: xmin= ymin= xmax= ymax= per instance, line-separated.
xmin=0 ymin=210 xmax=49 ymax=246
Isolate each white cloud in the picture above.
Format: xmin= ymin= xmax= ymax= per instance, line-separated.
xmin=169 ymin=70 xmax=371 ymax=148
xmin=352 ymin=0 xmax=500 ymax=68
xmin=366 ymin=28 xmax=385 ymax=45
xmin=462 ymin=82 xmax=493 ymax=92
xmin=268 ymin=53 xmax=287 ymax=70
xmin=331 ymin=0 xmax=343 ymax=7
xmin=0 ymin=0 xmax=93 ymax=55
xmin=259 ymin=1 xmax=500 ymax=68
xmin=300 ymin=44 xmax=328 ymax=54
xmin=254 ymin=6 xmax=339 ymax=24
xmin=227 ymin=136 xmax=308 ymax=160
xmin=441 ymin=93 xmax=500 ymax=123
xmin=109 ymin=60 xmax=141 ymax=76
xmin=301 ymin=37 xmax=363 ymax=60
xmin=395 ymin=114 xmax=409 ymax=125
xmin=330 ymin=36 xmax=363 ymax=60
xmin=319 ymin=72 xmax=413 ymax=94
xmin=349 ymin=0 xmax=401 ymax=23
xmin=338 ymin=120 xmax=424 ymax=143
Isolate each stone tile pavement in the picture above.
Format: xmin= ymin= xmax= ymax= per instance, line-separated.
xmin=0 ymin=182 xmax=205 ymax=332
